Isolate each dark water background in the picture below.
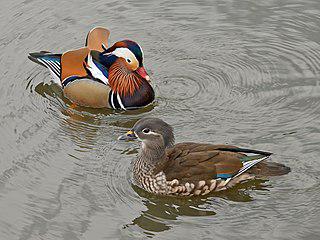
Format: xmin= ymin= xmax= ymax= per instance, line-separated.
xmin=1 ymin=0 xmax=320 ymax=239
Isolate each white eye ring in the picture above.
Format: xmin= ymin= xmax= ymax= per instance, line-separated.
xmin=142 ymin=128 xmax=150 ymax=134
xmin=126 ymin=58 xmax=132 ymax=63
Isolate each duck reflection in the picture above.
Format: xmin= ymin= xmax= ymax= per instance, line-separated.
xmin=128 ymin=179 xmax=268 ymax=233
xmin=35 ymin=82 xmax=108 ymax=154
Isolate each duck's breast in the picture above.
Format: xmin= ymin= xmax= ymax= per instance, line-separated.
xmin=63 ymin=79 xmax=110 ymax=108
xmin=119 ymin=80 xmax=155 ymax=109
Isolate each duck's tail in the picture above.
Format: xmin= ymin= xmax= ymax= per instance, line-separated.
xmin=220 ymin=147 xmax=291 ymax=177
xmin=240 ymin=153 xmax=291 ymax=176
xmin=248 ymin=160 xmax=291 ymax=176
xmin=28 ymin=51 xmax=62 ymax=86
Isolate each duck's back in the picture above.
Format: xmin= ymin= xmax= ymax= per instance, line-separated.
xmin=160 ymin=142 xmax=246 ymax=183
xmin=160 ymin=142 xmax=289 ymax=183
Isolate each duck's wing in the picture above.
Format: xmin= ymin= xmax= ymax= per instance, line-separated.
xmin=29 ymin=47 xmax=111 ymax=87
xmin=159 ymin=142 xmax=272 ymax=183
xmin=60 ymin=47 xmax=91 ymax=86
xmin=28 ymin=48 xmax=91 ymax=87
xmin=85 ymin=27 xmax=110 ymax=52
xmin=28 ymin=52 xmax=62 ymax=86
xmin=60 ymin=48 xmax=109 ymax=86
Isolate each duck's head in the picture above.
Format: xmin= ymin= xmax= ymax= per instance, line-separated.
xmin=118 ymin=118 xmax=175 ymax=149
xmin=86 ymin=27 xmax=150 ymax=83
xmin=103 ymin=39 xmax=149 ymax=81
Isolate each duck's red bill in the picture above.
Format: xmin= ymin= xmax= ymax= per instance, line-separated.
xmin=136 ymin=67 xmax=150 ymax=81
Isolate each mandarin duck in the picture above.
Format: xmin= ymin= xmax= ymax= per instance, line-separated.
xmin=118 ymin=118 xmax=290 ymax=196
xmin=28 ymin=27 xmax=154 ymax=109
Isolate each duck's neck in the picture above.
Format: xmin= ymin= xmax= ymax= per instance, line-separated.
xmin=108 ymin=59 xmax=143 ymax=97
xmin=133 ymin=142 xmax=166 ymax=177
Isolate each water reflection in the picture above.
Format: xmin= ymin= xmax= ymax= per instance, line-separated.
xmin=33 ymin=81 xmax=156 ymax=151
xmin=128 ymin=179 xmax=268 ymax=234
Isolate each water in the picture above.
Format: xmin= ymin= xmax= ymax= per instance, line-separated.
xmin=1 ymin=0 xmax=320 ymax=239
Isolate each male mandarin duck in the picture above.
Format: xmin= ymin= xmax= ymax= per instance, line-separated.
xmin=118 ymin=118 xmax=290 ymax=196
xmin=28 ymin=27 xmax=154 ymax=109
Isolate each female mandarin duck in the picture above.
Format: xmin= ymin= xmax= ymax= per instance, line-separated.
xmin=119 ymin=118 xmax=290 ymax=196
xmin=28 ymin=27 xmax=154 ymax=109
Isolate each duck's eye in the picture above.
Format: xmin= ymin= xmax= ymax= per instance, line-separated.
xmin=126 ymin=58 xmax=131 ymax=63
xmin=142 ymin=128 xmax=150 ymax=134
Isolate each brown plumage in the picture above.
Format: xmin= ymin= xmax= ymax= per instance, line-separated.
xmin=60 ymin=47 xmax=89 ymax=83
xmin=159 ymin=143 xmax=244 ymax=182
xmin=119 ymin=118 xmax=290 ymax=196
xmin=85 ymin=27 xmax=110 ymax=51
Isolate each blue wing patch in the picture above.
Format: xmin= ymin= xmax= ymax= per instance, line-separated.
xmin=216 ymin=173 xmax=234 ymax=179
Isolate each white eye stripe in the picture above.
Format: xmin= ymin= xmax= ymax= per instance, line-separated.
xmin=143 ymin=130 xmax=159 ymax=136
xmin=112 ymin=47 xmax=138 ymax=64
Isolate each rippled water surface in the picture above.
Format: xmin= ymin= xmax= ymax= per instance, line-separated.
xmin=1 ymin=0 xmax=320 ymax=239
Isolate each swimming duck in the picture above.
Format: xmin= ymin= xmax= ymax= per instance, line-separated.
xmin=118 ymin=118 xmax=290 ymax=196
xmin=28 ymin=27 xmax=154 ymax=109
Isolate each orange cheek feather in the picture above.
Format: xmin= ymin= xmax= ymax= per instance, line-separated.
xmin=108 ymin=59 xmax=143 ymax=96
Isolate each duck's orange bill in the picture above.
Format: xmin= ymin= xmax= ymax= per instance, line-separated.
xmin=136 ymin=67 xmax=150 ymax=81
